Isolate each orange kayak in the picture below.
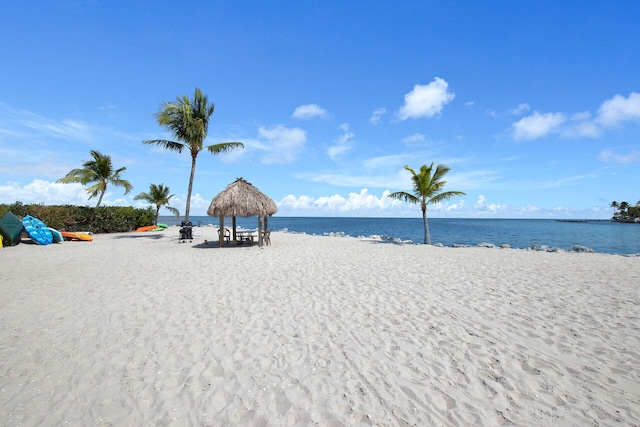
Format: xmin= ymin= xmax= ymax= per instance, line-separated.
xmin=136 ymin=225 xmax=156 ymax=232
xmin=61 ymin=231 xmax=93 ymax=241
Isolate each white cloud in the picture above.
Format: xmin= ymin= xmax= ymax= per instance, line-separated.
xmin=596 ymin=92 xmax=640 ymax=127
xmin=397 ymin=77 xmax=455 ymax=120
xmin=0 ymin=179 xmax=126 ymax=206
xmin=561 ymin=120 xmax=601 ymax=138
xmin=401 ymin=133 xmax=426 ymax=144
xmin=474 ymin=194 xmax=505 ymax=213
xmin=512 ymin=111 xmax=566 ymax=140
xmin=292 ymin=104 xmax=328 ymax=120
xmin=465 ymin=101 xmax=475 ymax=107
xmin=511 ymin=103 xmax=530 ymax=115
xmin=327 ymin=124 xmax=355 ymax=160
xmin=0 ymin=103 xmax=95 ymax=143
xmin=598 ymin=149 xmax=640 ymax=164
xmin=278 ymin=188 xmax=403 ymax=215
xmin=369 ymin=107 xmax=387 ymax=124
xmin=256 ymin=125 xmax=307 ymax=164
xmin=570 ymin=111 xmax=592 ymax=121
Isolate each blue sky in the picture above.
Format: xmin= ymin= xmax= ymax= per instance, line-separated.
xmin=1 ymin=1 xmax=639 ymax=219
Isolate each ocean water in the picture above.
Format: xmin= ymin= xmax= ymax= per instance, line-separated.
xmin=159 ymin=216 xmax=640 ymax=255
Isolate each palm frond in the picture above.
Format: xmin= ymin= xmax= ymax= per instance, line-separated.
xmin=134 ymin=192 xmax=151 ymax=202
xmin=206 ymin=142 xmax=245 ymax=155
xmin=165 ymin=206 xmax=180 ymax=217
xmin=142 ymin=139 xmax=185 ymax=153
xmin=388 ymin=191 xmax=419 ymax=204
xmin=430 ymin=191 xmax=466 ymax=204
xmin=112 ymin=178 xmax=133 ymax=194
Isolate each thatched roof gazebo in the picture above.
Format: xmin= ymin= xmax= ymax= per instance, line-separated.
xmin=207 ymin=178 xmax=277 ymax=246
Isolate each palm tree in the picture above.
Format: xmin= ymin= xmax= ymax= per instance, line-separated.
xmin=134 ymin=183 xmax=180 ymax=225
xmin=56 ymin=150 xmax=133 ymax=208
xmin=619 ymin=201 xmax=630 ymax=219
xmin=610 ymin=201 xmax=619 ymax=218
xmin=143 ymin=87 xmax=244 ymax=222
xmin=388 ymin=163 xmax=465 ymax=244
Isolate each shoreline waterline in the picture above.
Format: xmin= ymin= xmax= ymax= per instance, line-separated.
xmin=160 ymin=216 xmax=640 ymax=255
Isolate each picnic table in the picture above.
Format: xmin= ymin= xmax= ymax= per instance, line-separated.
xmin=236 ymin=229 xmax=257 ymax=243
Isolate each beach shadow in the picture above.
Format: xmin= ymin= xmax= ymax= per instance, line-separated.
xmin=366 ymin=239 xmax=416 ymax=246
xmin=191 ymin=241 xmax=258 ymax=249
xmin=114 ymin=233 xmax=166 ymax=240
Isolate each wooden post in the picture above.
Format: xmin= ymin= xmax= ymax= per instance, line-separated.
xmin=258 ymin=216 xmax=263 ymax=247
xmin=220 ymin=216 xmax=225 ymax=247
xmin=232 ymin=216 xmax=237 ymax=241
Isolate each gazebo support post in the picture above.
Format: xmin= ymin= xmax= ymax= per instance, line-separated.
xmin=232 ymin=216 xmax=237 ymax=241
xmin=219 ymin=216 xmax=225 ymax=247
xmin=257 ymin=216 xmax=263 ymax=247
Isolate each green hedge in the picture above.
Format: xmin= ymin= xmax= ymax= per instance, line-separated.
xmin=0 ymin=202 xmax=155 ymax=233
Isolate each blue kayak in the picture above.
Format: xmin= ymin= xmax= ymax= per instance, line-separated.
xmin=22 ymin=215 xmax=53 ymax=245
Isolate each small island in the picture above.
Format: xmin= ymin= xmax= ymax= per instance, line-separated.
xmin=610 ymin=200 xmax=640 ymax=223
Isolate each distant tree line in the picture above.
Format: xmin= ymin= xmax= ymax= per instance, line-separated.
xmin=0 ymin=202 xmax=155 ymax=233
xmin=610 ymin=200 xmax=640 ymax=222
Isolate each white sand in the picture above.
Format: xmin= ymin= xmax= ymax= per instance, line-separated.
xmin=1 ymin=226 xmax=639 ymax=426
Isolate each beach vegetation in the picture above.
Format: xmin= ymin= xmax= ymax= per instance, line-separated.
xmin=134 ymin=183 xmax=180 ymax=225
xmin=388 ymin=163 xmax=466 ymax=244
xmin=56 ymin=150 xmax=133 ymax=209
xmin=143 ymin=87 xmax=244 ymax=222
xmin=0 ymin=202 xmax=154 ymax=233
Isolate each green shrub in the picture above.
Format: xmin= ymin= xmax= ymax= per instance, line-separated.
xmin=0 ymin=203 xmax=155 ymax=233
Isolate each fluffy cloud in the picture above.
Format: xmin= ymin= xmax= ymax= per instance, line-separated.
xmin=512 ymin=111 xmax=566 ymax=140
xmin=292 ymin=104 xmax=328 ymax=120
xmin=512 ymin=92 xmax=640 ymax=141
xmin=598 ymin=149 xmax=640 ymax=164
xmin=369 ymin=107 xmax=387 ymax=124
xmin=257 ymin=125 xmax=307 ymax=164
xmin=397 ymin=77 xmax=455 ymax=120
xmin=596 ymin=92 xmax=640 ymax=127
xmin=278 ymin=188 xmax=403 ymax=215
xmin=327 ymin=124 xmax=355 ymax=160
xmin=0 ymin=179 xmax=113 ymax=205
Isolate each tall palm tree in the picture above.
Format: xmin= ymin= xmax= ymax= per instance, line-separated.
xmin=56 ymin=150 xmax=133 ymax=208
xmin=142 ymin=87 xmax=244 ymax=222
xmin=388 ymin=163 xmax=465 ymax=244
xmin=610 ymin=201 xmax=619 ymax=218
xmin=134 ymin=183 xmax=180 ymax=225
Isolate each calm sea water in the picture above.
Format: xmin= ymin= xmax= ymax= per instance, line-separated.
xmin=159 ymin=216 xmax=640 ymax=255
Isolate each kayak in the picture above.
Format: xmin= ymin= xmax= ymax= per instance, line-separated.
xmin=136 ymin=225 xmax=156 ymax=232
xmin=22 ymin=215 xmax=53 ymax=245
xmin=0 ymin=211 xmax=24 ymax=246
xmin=48 ymin=227 xmax=64 ymax=243
xmin=61 ymin=231 xmax=93 ymax=241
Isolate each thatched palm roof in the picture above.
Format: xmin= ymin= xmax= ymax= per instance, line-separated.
xmin=207 ymin=178 xmax=278 ymax=217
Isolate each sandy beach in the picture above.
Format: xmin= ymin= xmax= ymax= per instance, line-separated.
xmin=1 ymin=226 xmax=639 ymax=426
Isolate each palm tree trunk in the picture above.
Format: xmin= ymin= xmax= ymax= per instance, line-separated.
xmin=184 ymin=155 xmax=197 ymax=222
xmin=95 ymin=190 xmax=105 ymax=209
xmin=422 ymin=205 xmax=431 ymax=245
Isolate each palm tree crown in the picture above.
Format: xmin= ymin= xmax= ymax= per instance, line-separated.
xmin=388 ymin=163 xmax=465 ymax=244
xmin=134 ymin=183 xmax=180 ymax=225
xmin=142 ymin=87 xmax=244 ymax=221
xmin=56 ymin=150 xmax=133 ymax=208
